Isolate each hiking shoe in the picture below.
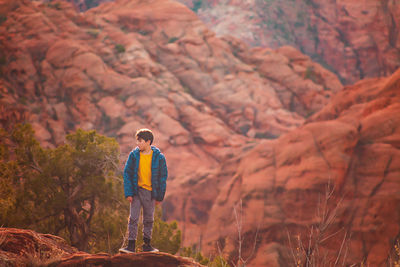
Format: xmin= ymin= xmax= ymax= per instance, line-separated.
xmin=119 ymin=239 xmax=135 ymax=253
xmin=142 ymin=243 xmax=159 ymax=252
xmin=143 ymin=237 xmax=159 ymax=252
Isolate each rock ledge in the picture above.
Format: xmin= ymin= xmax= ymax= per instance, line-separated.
xmin=0 ymin=228 xmax=204 ymax=267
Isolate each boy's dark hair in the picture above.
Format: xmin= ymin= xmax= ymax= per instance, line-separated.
xmin=135 ymin=129 xmax=154 ymax=145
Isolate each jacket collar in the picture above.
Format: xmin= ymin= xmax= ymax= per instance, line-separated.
xmin=133 ymin=146 xmax=160 ymax=156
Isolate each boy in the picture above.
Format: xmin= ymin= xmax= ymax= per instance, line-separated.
xmin=119 ymin=129 xmax=168 ymax=253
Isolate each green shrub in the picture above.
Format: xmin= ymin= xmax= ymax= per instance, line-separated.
xmin=168 ymin=37 xmax=179 ymax=43
xmin=86 ymin=29 xmax=100 ymax=38
xmin=192 ymin=0 xmax=202 ymax=12
xmin=0 ymin=55 xmax=6 ymax=66
xmin=0 ymin=124 xmax=124 ymax=252
xmin=0 ymin=15 xmax=6 ymax=25
xmin=181 ymin=246 xmax=210 ymax=265
xmin=47 ymin=2 xmax=61 ymax=10
xmin=180 ymin=246 xmax=231 ymax=267
xmin=32 ymin=107 xmax=41 ymax=114
xmin=304 ymin=65 xmax=318 ymax=82
xmin=115 ymin=44 xmax=125 ymax=54
xmin=138 ymin=30 xmax=150 ymax=36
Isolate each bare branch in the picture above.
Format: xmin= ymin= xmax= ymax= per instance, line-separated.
xmin=286 ymin=228 xmax=299 ymax=266
xmin=320 ymin=227 xmax=344 ymax=244
xmin=243 ymin=221 xmax=260 ymax=264
xmin=335 ymin=230 xmax=348 ymax=266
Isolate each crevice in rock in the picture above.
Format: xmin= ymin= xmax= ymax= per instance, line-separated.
xmin=382 ymin=0 xmax=398 ymax=48
xmin=309 ymin=129 xmax=331 ymax=170
xmin=369 ymin=156 xmax=392 ymax=198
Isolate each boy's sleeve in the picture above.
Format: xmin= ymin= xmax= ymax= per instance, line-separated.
xmin=159 ymin=154 xmax=168 ymax=201
xmin=123 ymin=152 xmax=135 ymax=198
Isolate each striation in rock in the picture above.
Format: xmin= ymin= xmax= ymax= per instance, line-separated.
xmin=0 ymin=0 xmax=340 ymax=180
xmin=0 ymin=0 xmax=398 ymax=266
xmin=178 ymin=0 xmax=400 ymax=84
xmin=163 ymin=69 xmax=400 ymax=266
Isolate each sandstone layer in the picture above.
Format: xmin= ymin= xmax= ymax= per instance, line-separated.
xmin=42 ymin=0 xmax=400 ymax=84
xmin=0 ymin=0 xmax=340 ymax=180
xmin=179 ymin=0 xmax=400 ymax=84
xmin=0 ymin=0 xmax=398 ymax=267
xmin=163 ymin=68 xmax=400 ymax=266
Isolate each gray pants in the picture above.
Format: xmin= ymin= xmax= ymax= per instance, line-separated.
xmin=128 ymin=187 xmax=155 ymax=241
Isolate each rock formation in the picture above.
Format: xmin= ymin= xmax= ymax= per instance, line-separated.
xmin=0 ymin=228 xmax=204 ymax=266
xmin=163 ymin=68 xmax=400 ymax=266
xmin=37 ymin=0 xmax=113 ymax=11
xmin=37 ymin=0 xmax=400 ymax=84
xmin=0 ymin=0 xmax=340 ymax=178
xmin=0 ymin=0 xmax=398 ymax=266
xmin=178 ymin=0 xmax=400 ymax=85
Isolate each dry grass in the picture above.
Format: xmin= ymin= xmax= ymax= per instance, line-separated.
xmin=287 ymin=182 xmax=350 ymax=267
xmin=232 ymin=199 xmax=260 ymax=267
xmin=389 ymin=240 xmax=400 ymax=267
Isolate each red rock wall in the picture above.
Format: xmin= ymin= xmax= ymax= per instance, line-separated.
xmin=163 ymin=69 xmax=400 ymax=266
xmin=0 ymin=0 xmax=339 ymax=178
xmin=0 ymin=0 xmax=398 ymax=266
xmin=179 ymin=0 xmax=400 ymax=85
xmin=40 ymin=0 xmax=400 ymax=84
xmin=41 ymin=0 xmax=114 ymax=11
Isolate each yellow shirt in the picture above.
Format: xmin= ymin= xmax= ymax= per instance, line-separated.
xmin=138 ymin=151 xmax=153 ymax=191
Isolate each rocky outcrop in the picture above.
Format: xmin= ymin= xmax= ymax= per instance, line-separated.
xmin=179 ymin=0 xmax=400 ymax=85
xmin=0 ymin=0 xmax=340 ymax=178
xmin=0 ymin=228 xmax=77 ymax=266
xmin=39 ymin=0 xmax=113 ymax=11
xmin=0 ymin=228 xmax=204 ymax=267
xmin=54 ymin=252 xmax=205 ymax=267
xmin=163 ymin=68 xmax=400 ymax=266
xmin=36 ymin=0 xmax=400 ymax=84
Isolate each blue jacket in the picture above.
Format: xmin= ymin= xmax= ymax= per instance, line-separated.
xmin=123 ymin=146 xmax=168 ymax=201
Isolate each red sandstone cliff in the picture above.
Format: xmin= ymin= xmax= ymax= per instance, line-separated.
xmin=0 ymin=0 xmax=340 ymax=179
xmin=0 ymin=0 xmax=399 ymax=266
xmin=178 ymin=0 xmax=400 ymax=85
xmin=163 ymin=68 xmax=400 ymax=266
xmin=40 ymin=0 xmax=400 ymax=84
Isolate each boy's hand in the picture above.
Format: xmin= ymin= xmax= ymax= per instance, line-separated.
xmin=127 ymin=196 xmax=133 ymax=203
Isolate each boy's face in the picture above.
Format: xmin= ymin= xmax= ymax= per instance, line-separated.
xmin=136 ymin=137 xmax=151 ymax=151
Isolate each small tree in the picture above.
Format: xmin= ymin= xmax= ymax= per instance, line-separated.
xmin=0 ymin=124 xmax=126 ymax=252
xmin=0 ymin=124 xmax=46 ymax=227
xmin=50 ymin=128 xmax=122 ymax=251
